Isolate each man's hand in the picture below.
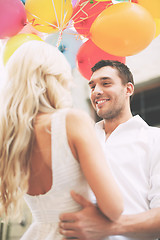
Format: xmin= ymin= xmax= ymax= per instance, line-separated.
xmin=59 ymin=191 xmax=112 ymax=240
xmin=59 ymin=192 xmax=160 ymax=240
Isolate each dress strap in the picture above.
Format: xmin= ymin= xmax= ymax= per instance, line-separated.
xmin=51 ymin=108 xmax=77 ymax=188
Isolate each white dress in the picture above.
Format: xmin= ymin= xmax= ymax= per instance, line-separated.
xmin=21 ymin=109 xmax=92 ymax=240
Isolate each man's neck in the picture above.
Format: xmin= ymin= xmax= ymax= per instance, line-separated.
xmin=103 ymin=112 xmax=133 ymax=140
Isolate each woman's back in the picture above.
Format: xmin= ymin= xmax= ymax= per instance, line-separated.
xmin=27 ymin=113 xmax=52 ymax=196
xmin=21 ymin=109 xmax=92 ymax=240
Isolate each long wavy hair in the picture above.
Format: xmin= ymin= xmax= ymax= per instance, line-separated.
xmin=0 ymin=40 xmax=73 ymax=219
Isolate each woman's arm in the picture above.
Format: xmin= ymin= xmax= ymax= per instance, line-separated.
xmin=66 ymin=109 xmax=123 ymax=221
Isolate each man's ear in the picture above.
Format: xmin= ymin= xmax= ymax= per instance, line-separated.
xmin=126 ymin=82 xmax=134 ymax=98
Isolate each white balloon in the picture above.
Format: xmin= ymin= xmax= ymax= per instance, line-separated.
xmin=112 ymin=0 xmax=130 ymax=4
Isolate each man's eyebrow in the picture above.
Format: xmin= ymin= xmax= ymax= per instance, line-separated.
xmin=88 ymin=81 xmax=93 ymax=85
xmin=88 ymin=77 xmax=110 ymax=85
xmin=100 ymin=77 xmax=110 ymax=80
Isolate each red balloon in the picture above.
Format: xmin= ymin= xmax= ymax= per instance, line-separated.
xmin=72 ymin=0 xmax=112 ymax=37
xmin=76 ymin=39 xmax=126 ymax=80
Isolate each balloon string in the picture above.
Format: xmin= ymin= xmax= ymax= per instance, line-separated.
xmin=80 ymin=9 xmax=89 ymax=20
xmin=26 ymin=1 xmax=71 ymax=32
xmin=90 ymin=1 xmax=99 ymax=9
xmin=26 ymin=0 xmax=112 ymax=33
xmin=56 ymin=30 xmax=63 ymax=48
xmin=68 ymin=0 xmax=89 ymax=23
xmin=61 ymin=0 xmax=63 ymax=28
xmin=63 ymin=0 xmax=108 ymax=30
xmin=72 ymin=1 xmax=111 ymax=24
xmin=60 ymin=1 xmax=68 ymax=31
xmin=62 ymin=0 xmax=88 ymax=30
xmin=73 ymin=12 xmax=97 ymax=25
xmin=57 ymin=0 xmax=72 ymax=31
xmin=63 ymin=0 xmax=101 ymax=30
xmin=52 ymin=0 xmax=60 ymax=28
xmin=25 ymin=10 xmax=59 ymax=30
xmin=71 ymin=1 xmax=94 ymax=23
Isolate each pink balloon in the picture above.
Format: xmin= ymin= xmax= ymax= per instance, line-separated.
xmin=76 ymin=39 xmax=126 ymax=80
xmin=0 ymin=0 xmax=27 ymax=39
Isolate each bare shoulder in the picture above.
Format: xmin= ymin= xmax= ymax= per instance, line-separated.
xmin=66 ymin=109 xmax=95 ymax=146
xmin=66 ymin=108 xmax=94 ymax=127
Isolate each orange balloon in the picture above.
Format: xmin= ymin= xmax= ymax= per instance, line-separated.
xmin=90 ymin=2 xmax=156 ymax=57
xmin=138 ymin=0 xmax=160 ymax=19
xmin=154 ymin=18 xmax=160 ymax=38
xmin=138 ymin=0 xmax=160 ymax=38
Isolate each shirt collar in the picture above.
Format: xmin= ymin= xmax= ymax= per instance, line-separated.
xmin=95 ymin=115 xmax=148 ymax=137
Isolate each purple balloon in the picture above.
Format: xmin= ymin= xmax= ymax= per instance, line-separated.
xmin=72 ymin=0 xmax=79 ymax=7
xmin=0 ymin=0 xmax=27 ymax=39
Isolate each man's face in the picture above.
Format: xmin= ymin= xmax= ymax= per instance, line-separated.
xmin=89 ymin=66 xmax=129 ymax=120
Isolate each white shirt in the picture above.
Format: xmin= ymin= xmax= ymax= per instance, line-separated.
xmin=95 ymin=115 xmax=160 ymax=240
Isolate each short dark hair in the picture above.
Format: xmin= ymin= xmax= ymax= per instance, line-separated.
xmin=91 ymin=60 xmax=134 ymax=86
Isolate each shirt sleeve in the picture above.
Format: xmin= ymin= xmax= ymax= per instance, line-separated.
xmin=148 ymin=128 xmax=160 ymax=209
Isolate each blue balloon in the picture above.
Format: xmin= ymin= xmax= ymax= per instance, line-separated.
xmin=45 ymin=29 xmax=83 ymax=69
xmin=21 ymin=0 xmax=25 ymax=4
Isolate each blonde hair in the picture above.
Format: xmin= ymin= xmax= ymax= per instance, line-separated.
xmin=0 ymin=40 xmax=73 ymax=219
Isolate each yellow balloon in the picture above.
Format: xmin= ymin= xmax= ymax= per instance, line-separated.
xmin=154 ymin=18 xmax=160 ymax=38
xmin=138 ymin=0 xmax=160 ymax=19
xmin=25 ymin=0 xmax=73 ymax=33
xmin=90 ymin=2 xmax=156 ymax=57
xmin=3 ymin=33 xmax=43 ymax=65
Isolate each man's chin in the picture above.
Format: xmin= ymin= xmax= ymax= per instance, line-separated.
xmin=96 ymin=110 xmax=105 ymax=119
xmin=96 ymin=110 xmax=115 ymax=120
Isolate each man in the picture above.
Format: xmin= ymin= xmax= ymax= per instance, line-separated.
xmin=59 ymin=60 xmax=160 ymax=240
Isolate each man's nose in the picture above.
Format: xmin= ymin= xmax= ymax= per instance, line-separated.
xmin=93 ymin=84 xmax=103 ymax=95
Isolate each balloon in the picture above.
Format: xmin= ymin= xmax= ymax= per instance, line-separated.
xmin=112 ymin=0 xmax=138 ymax=3
xmin=3 ymin=33 xmax=43 ymax=65
xmin=72 ymin=0 xmax=112 ymax=37
xmin=154 ymin=18 xmax=160 ymax=38
xmin=96 ymin=0 xmax=137 ymax=2
xmin=137 ymin=0 xmax=160 ymax=37
xmin=76 ymin=39 xmax=126 ymax=80
xmin=21 ymin=0 xmax=26 ymax=4
xmin=19 ymin=23 xmax=43 ymax=37
xmin=90 ymin=2 xmax=156 ymax=57
xmin=25 ymin=0 xmax=73 ymax=33
xmin=0 ymin=0 xmax=27 ymax=39
xmin=45 ymin=29 xmax=83 ymax=68
xmin=72 ymin=0 xmax=79 ymax=7
xmin=137 ymin=0 xmax=160 ymax=19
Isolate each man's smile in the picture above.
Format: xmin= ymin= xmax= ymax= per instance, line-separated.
xmin=95 ymin=98 xmax=110 ymax=108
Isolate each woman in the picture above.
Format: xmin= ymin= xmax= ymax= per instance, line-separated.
xmin=0 ymin=40 xmax=123 ymax=239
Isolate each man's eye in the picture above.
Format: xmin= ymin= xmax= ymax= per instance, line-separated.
xmin=103 ymin=82 xmax=110 ymax=86
xmin=91 ymin=86 xmax=95 ymax=90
